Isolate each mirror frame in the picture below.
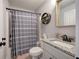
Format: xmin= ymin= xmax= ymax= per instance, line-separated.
xmin=56 ymin=0 xmax=62 ymax=26
xmin=55 ymin=0 xmax=75 ymax=27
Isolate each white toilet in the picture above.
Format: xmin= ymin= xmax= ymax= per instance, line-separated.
xmin=29 ymin=47 xmax=43 ymax=59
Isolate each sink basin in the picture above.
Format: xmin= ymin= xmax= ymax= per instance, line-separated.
xmin=48 ymin=38 xmax=59 ymax=41
xmin=52 ymin=41 xmax=74 ymax=49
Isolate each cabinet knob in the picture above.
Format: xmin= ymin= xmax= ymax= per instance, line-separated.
xmin=49 ymin=57 xmax=52 ymax=59
xmin=2 ymin=42 xmax=6 ymax=46
xmin=0 ymin=42 xmax=3 ymax=46
xmin=2 ymin=38 xmax=6 ymax=41
xmin=76 ymin=57 xmax=79 ymax=59
xmin=0 ymin=42 xmax=6 ymax=47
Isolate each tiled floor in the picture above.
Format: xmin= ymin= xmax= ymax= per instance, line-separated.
xmin=16 ymin=53 xmax=31 ymax=59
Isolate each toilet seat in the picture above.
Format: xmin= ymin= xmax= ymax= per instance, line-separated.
xmin=29 ymin=47 xmax=43 ymax=56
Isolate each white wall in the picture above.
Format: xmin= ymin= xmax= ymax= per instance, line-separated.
xmin=57 ymin=27 xmax=75 ymax=37
xmin=4 ymin=1 xmax=12 ymax=59
xmin=0 ymin=0 xmax=11 ymax=59
xmin=37 ymin=0 xmax=75 ymax=38
xmin=37 ymin=0 xmax=57 ymax=38
xmin=0 ymin=0 xmax=5 ymax=42
xmin=0 ymin=0 xmax=9 ymax=38
xmin=9 ymin=5 xmax=35 ymax=12
xmin=0 ymin=0 xmax=5 ymax=59
xmin=5 ymin=10 xmax=11 ymax=59
xmin=76 ymin=0 xmax=79 ymax=57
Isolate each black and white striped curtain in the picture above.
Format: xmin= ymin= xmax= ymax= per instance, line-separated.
xmin=9 ymin=10 xmax=39 ymax=59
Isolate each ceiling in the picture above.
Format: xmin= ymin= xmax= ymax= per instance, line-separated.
xmin=9 ymin=0 xmax=46 ymax=11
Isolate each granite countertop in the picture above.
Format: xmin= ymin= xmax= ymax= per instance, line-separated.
xmin=41 ymin=38 xmax=75 ymax=57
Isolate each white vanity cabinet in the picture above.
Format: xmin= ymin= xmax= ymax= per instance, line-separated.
xmin=41 ymin=50 xmax=54 ymax=59
xmin=41 ymin=41 xmax=75 ymax=59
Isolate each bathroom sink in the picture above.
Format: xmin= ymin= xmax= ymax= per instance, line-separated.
xmin=52 ymin=41 xmax=74 ymax=49
xmin=48 ymin=38 xmax=59 ymax=41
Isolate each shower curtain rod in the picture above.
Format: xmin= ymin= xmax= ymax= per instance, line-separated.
xmin=6 ymin=8 xmax=41 ymax=15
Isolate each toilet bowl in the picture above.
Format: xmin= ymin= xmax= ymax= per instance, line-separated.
xmin=29 ymin=47 xmax=43 ymax=59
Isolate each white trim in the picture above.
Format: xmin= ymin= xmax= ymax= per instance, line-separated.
xmin=5 ymin=9 xmax=11 ymax=59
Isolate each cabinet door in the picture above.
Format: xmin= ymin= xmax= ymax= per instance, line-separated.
xmin=41 ymin=41 xmax=74 ymax=59
xmin=41 ymin=50 xmax=54 ymax=59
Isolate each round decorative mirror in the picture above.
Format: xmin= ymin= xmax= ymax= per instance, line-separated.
xmin=41 ymin=13 xmax=51 ymax=24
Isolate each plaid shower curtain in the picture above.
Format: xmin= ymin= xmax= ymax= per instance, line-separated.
xmin=9 ymin=10 xmax=39 ymax=59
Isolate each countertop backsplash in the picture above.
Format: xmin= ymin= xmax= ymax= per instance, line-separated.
xmin=55 ymin=33 xmax=75 ymax=42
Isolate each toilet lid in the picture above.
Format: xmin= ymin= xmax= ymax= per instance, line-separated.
xmin=29 ymin=47 xmax=43 ymax=56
